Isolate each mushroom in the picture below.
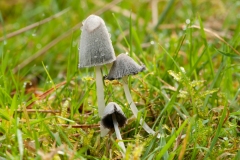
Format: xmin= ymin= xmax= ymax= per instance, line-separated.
xmin=101 ymin=102 xmax=127 ymax=155
xmin=105 ymin=53 xmax=156 ymax=136
xmin=78 ymin=15 xmax=116 ymax=136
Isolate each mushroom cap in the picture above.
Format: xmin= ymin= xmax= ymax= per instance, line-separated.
xmin=105 ymin=53 xmax=145 ymax=80
xmin=79 ymin=15 xmax=116 ymax=68
xmin=101 ymin=102 xmax=127 ymax=129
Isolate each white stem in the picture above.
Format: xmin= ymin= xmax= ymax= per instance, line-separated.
xmin=95 ymin=66 xmax=105 ymax=117
xmin=112 ymin=113 xmax=126 ymax=155
xmin=122 ymin=77 xmax=156 ymax=135
xmin=95 ymin=66 xmax=109 ymax=136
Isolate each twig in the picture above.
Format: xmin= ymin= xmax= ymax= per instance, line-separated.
xmin=190 ymin=25 xmax=240 ymax=56
xmin=93 ymin=0 xmax=144 ymax=26
xmin=60 ymin=124 xmax=100 ymax=128
xmin=12 ymin=24 xmax=80 ymax=73
xmin=93 ymin=0 xmax=122 ymax=15
xmin=26 ymin=81 xmax=67 ymax=109
xmin=16 ymin=109 xmax=60 ymax=113
xmin=151 ymin=0 xmax=159 ymax=26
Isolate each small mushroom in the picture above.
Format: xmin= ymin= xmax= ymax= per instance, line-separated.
xmin=105 ymin=53 xmax=157 ymax=136
xmin=101 ymin=102 xmax=127 ymax=155
xmin=79 ymin=15 xmax=116 ymax=136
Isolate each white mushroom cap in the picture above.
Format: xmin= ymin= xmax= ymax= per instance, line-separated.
xmin=101 ymin=102 xmax=127 ymax=129
xmin=105 ymin=53 xmax=145 ymax=80
xmin=79 ymin=15 xmax=116 ymax=68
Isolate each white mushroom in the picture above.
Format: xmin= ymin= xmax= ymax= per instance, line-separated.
xmin=101 ymin=102 xmax=127 ymax=156
xmin=105 ymin=53 xmax=157 ymax=136
xmin=79 ymin=15 xmax=116 ymax=136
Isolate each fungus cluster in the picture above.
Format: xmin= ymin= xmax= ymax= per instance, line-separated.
xmin=78 ymin=15 xmax=157 ymax=156
xmin=105 ymin=53 xmax=156 ymax=135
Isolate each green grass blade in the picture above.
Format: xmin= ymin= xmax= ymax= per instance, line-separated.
xmin=203 ymin=57 xmax=226 ymax=108
xmin=17 ymin=129 xmax=24 ymax=160
xmin=141 ymin=135 xmax=157 ymax=159
xmin=67 ymin=31 xmax=75 ymax=82
xmin=156 ymin=119 xmax=188 ymax=159
xmin=198 ymin=16 xmax=214 ymax=77
xmin=129 ymin=12 xmax=132 ymax=57
xmin=43 ymin=123 xmax=62 ymax=146
xmin=203 ymin=105 xmax=227 ymax=159
xmin=154 ymin=0 xmax=176 ymax=30
xmin=112 ymin=13 xmax=130 ymax=49
xmin=235 ymin=150 xmax=240 ymax=160
xmin=42 ymin=61 xmax=55 ymax=87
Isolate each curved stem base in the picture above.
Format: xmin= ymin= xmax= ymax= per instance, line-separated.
xmin=123 ymin=78 xmax=156 ymax=136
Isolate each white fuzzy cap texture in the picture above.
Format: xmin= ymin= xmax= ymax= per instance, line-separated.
xmin=79 ymin=15 xmax=116 ymax=68
xmin=106 ymin=53 xmax=145 ymax=80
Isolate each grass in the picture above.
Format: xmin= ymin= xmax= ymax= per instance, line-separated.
xmin=0 ymin=0 xmax=240 ymax=159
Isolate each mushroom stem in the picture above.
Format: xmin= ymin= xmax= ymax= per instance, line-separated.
xmin=95 ymin=66 xmax=109 ymax=136
xmin=95 ymin=66 xmax=105 ymax=117
xmin=122 ymin=77 xmax=156 ymax=135
xmin=112 ymin=113 xmax=126 ymax=154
